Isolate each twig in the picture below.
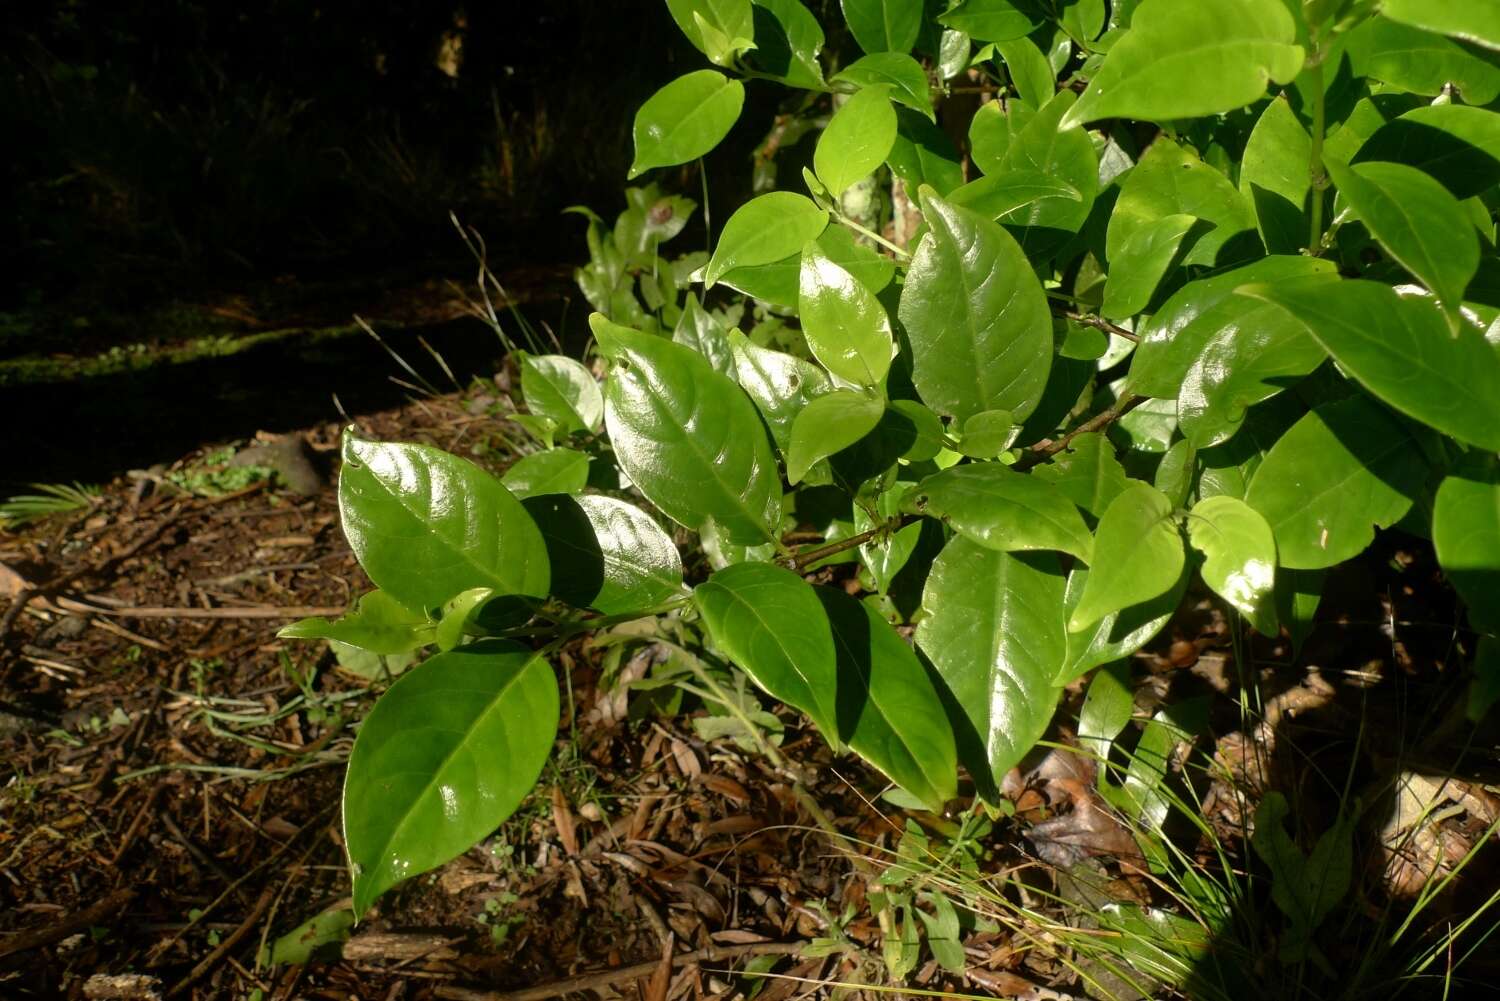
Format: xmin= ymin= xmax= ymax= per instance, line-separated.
xmin=0 ymin=886 xmax=134 ymax=958
xmin=1011 ymin=394 xmax=1147 ymax=472
xmin=51 ymin=596 xmax=345 ymax=619
xmin=1057 ymin=308 xmax=1140 ymax=342
xmin=167 ymin=884 xmax=277 ymax=998
xmin=432 ymin=942 xmax=805 ymax=1001
xmin=785 ymin=518 xmax=901 ymax=571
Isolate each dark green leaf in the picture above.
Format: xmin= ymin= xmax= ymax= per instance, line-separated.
xmin=1061 ymin=0 xmax=1303 ymax=128
xmin=1078 ymin=661 xmax=1133 ymax=761
xmin=1345 ymin=16 xmax=1500 ymax=105
xmin=841 ymin=0 xmax=922 ymax=52
xmin=833 ymin=53 xmax=934 ymax=119
xmin=799 ymin=240 xmax=896 ymax=386
xmin=1153 ymin=438 xmax=1197 ymax=509
xmin=887 ymin=107 xmax=966 ymax=196
xmin=594 ymin=315 xmax=782 ymax=544
xmin=1241 ymin=280 xmax=1500 ymax=451
xmin=898 ymin=189 xmax=1052 ymax=422
xmin=1375 ymin=1 xmax=1500 ymax=53
xmin=280 ymin=590 xmax=433 ymax=655
xmin=815 ymin=86 xmax=899 ymax=196
xmin=1107 ymin=138 xmax=1256 ymax=271
xmin=787 ymin=391 xmax=887 ymax=483
xmin=1186 ymin=495 xmax=1278 ymax=635
xmin=673 ymin=295 xmax=736 ymax=376
xmin=695 ymin=563 xmax=842 ymax=745
xmin=916 ymin=537 xmax=1065 ymax=788
xmin=1244 ymin=396 xmax=1425 ymax=569
xmin=750 ymin=0 xmax=827 ymax=88
xmin=1031 ymin=432 xmax=1130 ymax=517
xmin=339 ymin=436 xmax=550 ymax=611
xmin=1069 ymin=482 xmax=1185 ymax=632
xmin=1356 ymin=104 xmax=1500 ymax=199
xmin=937 ymin=0 xmax=1037 ymax=42
xmin=1240 ymin=95 xmax=1312 ymax=255
xmin=705 ymin=192 xmax=828 ymax=288
xmin=345 ymin=642 xmax=556 ymax=916
xmin=1433 ymin=461 xmax=1500 ymax=632
xmin=523 ymin=494 xmax=685 ymax=616
xmin=500 ymin=449 xmax=591 ymax=499
xmin=630 ymin=71 xmax=746 ymax=178
xmin=906 ymin=463 xmax=1093 ymax=560
xmin=818 ymin=588 xmax=957 ymax=809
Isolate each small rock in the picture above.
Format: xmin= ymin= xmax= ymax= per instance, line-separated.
xmin=230 ymin=436 xmax=323 ymax=496
xmin=36 ymin=614 xmax=90 ymax=647
xmin=83 ymin=973 xmax=163 ymax=1000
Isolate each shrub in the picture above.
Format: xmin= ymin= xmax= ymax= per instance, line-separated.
xmin=283 ymin=0 xmax=1500 ymax=927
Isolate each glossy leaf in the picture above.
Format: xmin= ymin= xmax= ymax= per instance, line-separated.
xmin=434 ymin=587 xmax=495 ymax=651
xmin=1242 ymin=280 xmax=1500 ymax=451
xmin=667 ymin=0 xmax=757 ymax=65
xmin=996 ymin=37 xmax=1054 ymax=108
xmin=995 ymin=91 xmax=1098 ymax=236
xmin=1061 ymin=563 xmax=1187 ymax=682
xmin=1244 ymin=396 xmax=1425 ymax=569
xmin=629 ymin=71 xmax=746 ymax=178
xmin=523 ymin=494 xmax=685 ymax=616
xmin=786 ymin=391 xmax=886 ymax=483
xmin=841 ymin=0 xmax=922 ymax=52
xmin=339 ymin=436 xmax=550 ymax=612
xmin=948 ymin=170 xmax=1082 ymax=222
xmin=521 ymin=355 xmax=602 ymax=433
xmin=728 ymin=330 xmax=832 ymax=451
xmin=1324 ymin=158 xmax=1478 ymax=312
xmin=593 ymin=315 xmax=782 ymax=544
xmin=1101 ymin=213 xmax=1196 ymax=320
xmin=1356 ymin=104 xmax=1500 ymax=199
xmin=694 ymin=562 xmax=842 ymax=745
xmin=1377 ymin=0 xmax=1500 ymax=52
xmin=886 ymin=107 xmax=966 ymax=196
xmin=815 ymin=85 xmax=899 ymax=197
xmin=280 ymin=590 xmax=433 ymax=655
xmin=719 ymin=223 xmax=894 ymax=307
xmin=1031 ymin=432 xmax=1130 ymax=517
xmin=957 ymin=410 xmax=1015 ymax=458
xmin=817 ymin=588 xmax=958 ymax=809
xmin=833 ymin=53 xmax=933 ymax=119
xmin=500 ymin=448 xmax=591 ymax=499
xmin=1186 ymin=496 xmax=1278 ymax=636
xmin=1069 ymin=482 xmax=1185 ymax=633
xmin=1240 ymin=96 xmax=1312 ymax=255
xmin=916 ymin=537 xmax=1066 ymax=788
xmin=1107 ymin=139 xmax=1256 ymax=271
xmin=898 ymin=188 xmax=1052 ymax=423
xmin=704 ymin=192 xmax=828 ymax=288
xmin=750 ymin=0 xmax=826 ymax=88
xmin=1129 ymin=255 xmax=1338 ymax=398
xmin=344 ymin=642 xmax=557 ymax=916
xmin=1061 ymin=0 xmax=1303 ymax=128
xmin=673 ymin=295 xmax=735 ymax=376
xmin=937 ymin=0 xmax=1037 ymax=42
xmin=799 ymin=240 xmax=896 ymax=386
xmin=905 ymin=463 xmax=1093 ymax=561
xmin=1078 ymin=661 xmax=1133 ymax=761
xmin=1345 ymin=16 xmax=1500 ymax=105
xmin=858 ymin=513 xmax=924 ymax=592
xmin=1433 ymin=462 xmax=1500 ymax=632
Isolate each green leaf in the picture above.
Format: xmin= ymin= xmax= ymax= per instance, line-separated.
xmin=948 ymin=170 xmax=1083 ymax=221
xmin=1345 ymin=16 xmax=1500 ymax=105
xmin=434 ymin=587 xmax=495 ymax=651
xmin=339 ymin=436 xmax=550 ymax=612
xmin=916 ymin=538 xmax=1065 ymax=790
xmin=629 ymin=71 xmax=746 ymax=178
xmin=728 ymin=330 xmax=832 ymax=451
xmin=344 ymin=642 xmax=556 ymax=916
xmin=1240 ymin=280 xmax=1500 ymax=452
xmin=750 ymin=0 xmax=827 ymax=88
xmin=857 ymin=512 xmax=924 ymax=592
xmin=1240 ymin=95 xmax=1313 ymax=255
xmin=841 ymin=0 xmax=922 ymax=52
xmin=1433 ymin=462 xmax=1500 ymax=632
xmin=1244 ymin=396 xmax=1425 ymax=569
xmin=787 ymin=391 xmax=886 ymax=484
xmin=1030 ymin=432 xmax=1130 ymax=517
xmin=719 ymin=223 xmax=894 ymax=307
xmin=937 ymin=0 xmax=1037 ymax=42
xmin=673 ymin=295 xmax=735 ymax=375
xmin=1186 ymin=495 xmax=1278 ymax=636
xmin=1061 ymin=0 xmax=1303 ymax=128
xmin=1275 ymin=567 xmax=1324 ymax=656
xmin=799 ymin=240 xmax=896 ymax=386
xmin=887 ymin=107 xmax=966 ymax=196
xmin=1101 ymin=213 xmax=1196 ymax=320
xmin=996 ymin=37 xmax=1054 ymax=108
xmin=1378 ymin=0 xmax=1500 ymax=52
xmin=694 ymin=563 xmax=842 ymax=746
xmin=593 ymin=315 xmax=782 ymax=545
xmin=1078 ymin=661 xmax=1134 ymax=762
xmin=1356 ymin=104 xmax=1500 ymax=199
xmin=1107 ymin=139 xmax=1256 ymax=271
xmin=523 ymin=494 xmax=685 ymax=616
xmin=500 ymin=449 xmax=591 ymax=499
xmin=815 ymin=86 xmax=899 ymax=197
xmin=705 ymin=192 xmax=828 ymax=288
xmin=817 ymin=588 xmax=957 ymax=809
xmin=1061 ymin=0 xmax=1107 ymax=43
xmin=667 ymin=0 xmax=757 ymax=64
xmin=1252 ymin=792 xmax=1354 ymax=937
xmin=1069 ymin=482 xmax=1185 ymax=633
xmin=280 ymin=590 xmax=433 ymax=655
xmin=520 ymin=355 xmax=601 ymax=435
xmin=968 ymin=99 xmax=1020 ymax=176
xmin=1061 ymin=562 xmax=1187 ymax=682
xmin=1153 ymin=438 xmax=1197 ymax=510
xmin=906 ymin=463 xmax=1093 ymax=561
xmin=1175 ymin=293 xmax=1328 ymax=449
xmin=1129 ymin=255 xmax=1338 ymax=399
xmin=957 ymin=409 xmax=1015 ymax=458
xmin=898 ymin=188 xmax=1052 ymax=423
xmin=262 ymin=907 xmax=355 ymax=967
xmin=833 ymin=53 xmax=934 ymax=119
xmin=1470 ymin=637 xmax=1500 ymax=722
xmin=1324 ymin=159 xmax=1478 ymax=313
xmin=996 ymin=91 xmax=1099 ymax=237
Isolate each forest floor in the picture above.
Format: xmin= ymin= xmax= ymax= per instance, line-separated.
xmin=2 ymin=374 xmax=1498 ymax=1001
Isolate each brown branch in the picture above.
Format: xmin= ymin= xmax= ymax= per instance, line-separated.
xmin=0 ymin=887 xmax=134 ymax=959
xmin=433 ymin=942 xmax=806 ymax=1001
xmin=1011 ymin=394 xmax=1147 ymax=472
xmin=785 ymin=518 xmax=902 ymax=571
xmin=1057 ymin=308 xmax=1140 ymax=342
xmin=167 ymin=884 xmax=277 ymax=998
